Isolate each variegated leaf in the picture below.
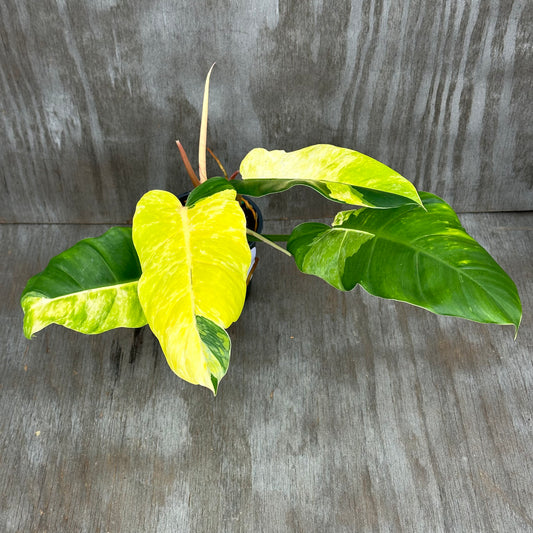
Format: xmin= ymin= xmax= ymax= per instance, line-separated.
xmin=132 ymin=186 xmax=250 ymax=393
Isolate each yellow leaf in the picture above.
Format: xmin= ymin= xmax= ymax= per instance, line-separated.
xmin=132 ymin=188 xmax=250 ymax=391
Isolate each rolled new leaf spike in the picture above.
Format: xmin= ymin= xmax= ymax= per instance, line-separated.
xmin=132 ymin=185 xmax=250 ymax=394
xmin=287 ymin=192 xmax=522 ymax=330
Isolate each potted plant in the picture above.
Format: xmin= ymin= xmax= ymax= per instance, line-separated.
xmin=21 ymin=68 xmax=522 ymax=394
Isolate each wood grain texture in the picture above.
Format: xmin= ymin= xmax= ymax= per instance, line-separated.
xmin=1 ymin=213 xmax=532 ymax=532
xmin=1 ymin=0 xmax=531 ymax=223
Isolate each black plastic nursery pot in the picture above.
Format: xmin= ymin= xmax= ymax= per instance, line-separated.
xmin=177 ymin=191 xmax=263 ymax=284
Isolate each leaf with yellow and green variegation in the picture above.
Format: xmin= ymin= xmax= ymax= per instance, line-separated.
xmin=287 ymin=193 xmax=522 ymax=330
xmin=21 ymin=226 xmax=146 ymax=337
xmin=236 ymin=144 xmax=422 ymax=209
xmin=132 ymin=185 xmax=251 ymax=394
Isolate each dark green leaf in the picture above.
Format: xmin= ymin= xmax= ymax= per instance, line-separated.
xmin=186 ymin=176 xmax=234 ymax=207
xmin=287 ymin=193 xmax=522 ymax=328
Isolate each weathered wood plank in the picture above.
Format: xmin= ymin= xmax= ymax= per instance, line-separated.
xmin=1 ymin=0 xmax=531 ymax=223
xmin=1 ymin=214 xmax=532 ymax=532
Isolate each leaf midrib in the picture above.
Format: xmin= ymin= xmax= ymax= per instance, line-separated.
xmin=179 ymin=204 xmax=196 ymax=317
xmin=23 ymin=280 xmax=139 ymax=303
xmin=331 ymin=224 xmax=514 ymax=320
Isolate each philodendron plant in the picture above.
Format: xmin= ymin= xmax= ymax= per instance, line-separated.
xmin=21 ymin=69 xmax=522 ymax=394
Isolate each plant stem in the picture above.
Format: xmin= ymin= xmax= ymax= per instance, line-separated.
xmin=176 ymin=141 xmax=200 ymax=187
xmin=246 ymin=233 xmax=290 ymax=242
xmin=246 ymin=229 xmax=292 ymax=257
xmin=261 ymin=234 xmax=290 ymax=242
xmin=207 ymin=147 xmax=228 ymax=179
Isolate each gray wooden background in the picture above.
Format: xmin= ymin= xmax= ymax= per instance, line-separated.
xmin=1 ymin=0 xmax=532 ymax=223
xmin=1 ymin=1 xmax=532 ymax=532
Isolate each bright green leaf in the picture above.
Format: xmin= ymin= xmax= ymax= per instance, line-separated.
xmin=237 ymin=144 xmax=422 ymax=208
xmin=287 ymin=193 xmax=522 ymax=329
xmin=21 ymin=227 xmax=146 ymax=338
xmin=132 ymin=188 xmax=250 ymax=393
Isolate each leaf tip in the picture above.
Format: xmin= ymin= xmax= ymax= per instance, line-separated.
xmin=513 ymin=314 xmax=522 ymax=340
xmin=210 ymin=374 xmax=219 ymax=396
xmin=411 ymin=191 xmax=426 ymax=210
xmin=22 ymin=315 xmax=40 ymax=339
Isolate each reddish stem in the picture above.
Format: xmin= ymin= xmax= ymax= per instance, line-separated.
xmin=176 ymin=140 xmax=200 ymax=188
